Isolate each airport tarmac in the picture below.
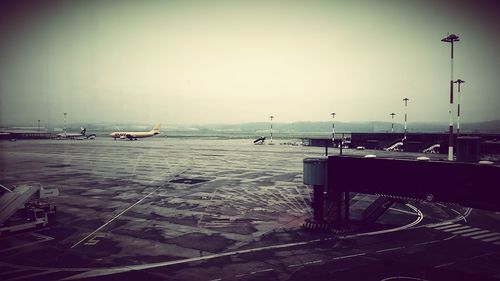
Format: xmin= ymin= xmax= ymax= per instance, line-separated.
xmin=0 ymin=138 xmax=499 ymax=281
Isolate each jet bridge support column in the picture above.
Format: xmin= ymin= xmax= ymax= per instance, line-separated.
xmin=328 ymin=156 xmax=350 ymax=231
xmin=312 ymin=185 xmax=324 ymax=221
xmin=303 ymin=158 xmax=331 ymax=231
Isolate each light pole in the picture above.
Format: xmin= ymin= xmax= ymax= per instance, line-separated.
xmin=442 ymin=33 xmax=460 ymax=161
xmin=331 ymin=112 xmax=336 ymax=147
xmin=454 ymin=79 xmax=465 ymax=137
xmin=269 ymin=115 xmax=274 ymax=144
xmin=403 ymin=98 xmax=409 ymax=140
xmin=390 ymin=113 xmax=396 ymax=133
xmin=38 ymin=119 xmax=40 ymax=132
xmin=63 ymin=112 xmax=67 ymax=136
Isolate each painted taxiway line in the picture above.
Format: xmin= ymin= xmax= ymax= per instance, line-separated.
xmin=0 ymin=233 xmax=54 ymax=254
xmin=70 ymin=168 xmax=189 ymax=248
xmin=376 ymin=246 xmax=404 ymax=253
xmin=5 ymin=203 xmax=424 ymax=281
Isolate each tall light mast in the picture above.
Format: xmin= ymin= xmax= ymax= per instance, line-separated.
xmin=63 ymin=112 xmax=67 ymax=136
xmin=331 ymin=112 xmax=336 ymax=147
xmin=269 ymin=115 xmax=274 ymax=144
xmin=403 ymin=98 xmax=409 ymax=140
xmin=390 ymin=113 xmax=396 ymax=133
xmin=454 ymin=79 xmax=465 ymax=137
xmin=442 ymin=33 xmax=460 ymax=161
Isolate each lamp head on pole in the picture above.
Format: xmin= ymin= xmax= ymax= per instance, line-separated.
xmin=390 ymin=112 xmax=396 ymax=118
xmin=454 ymin=79 xmax=465 ymax=92
xmin=441 ymin=34 xmax=460 ymax=43
xmin=403 ymin=98 xmax=409 ymax=106
xmin=331 ymin=112 xmax=336 ymax=119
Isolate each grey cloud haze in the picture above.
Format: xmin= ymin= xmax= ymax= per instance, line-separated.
xmin=1 ymin=0 xmax=499 ymax=127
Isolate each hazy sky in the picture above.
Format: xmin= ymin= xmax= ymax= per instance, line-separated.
xmin=1 ymin=0 xmax=499 ymax=126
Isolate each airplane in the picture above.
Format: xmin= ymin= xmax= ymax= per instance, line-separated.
xmin=56 ymin=128 xmax=96 ymax=140
xmin=110 ymin=124 xmax=161 ymax=140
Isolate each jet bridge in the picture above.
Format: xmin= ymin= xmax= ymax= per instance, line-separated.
xmin=0 ymin=185 xmax=59 ymax=225
xmin=303 ymin=156 xmax=500 ymax=231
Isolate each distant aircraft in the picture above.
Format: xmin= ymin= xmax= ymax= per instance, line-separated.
xmin=110 ymin=124 xmax=161 ymax=140
xmin=254 ymin=136 xmax=266 ymax=145
xmin=57 ymin=128 xmax=96 ymax=140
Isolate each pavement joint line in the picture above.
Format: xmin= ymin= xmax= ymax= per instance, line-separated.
xmin=461 ymin=230 xmax=490 ymax=237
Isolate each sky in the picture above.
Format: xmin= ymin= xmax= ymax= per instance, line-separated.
xmin=0 ymin=0 xmax=499 ymax=126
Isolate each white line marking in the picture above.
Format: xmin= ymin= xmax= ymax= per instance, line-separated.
xmin=471 ymin=232 xmax=499 ymax=239
xmin=251 ymin=268 xmax=273 ymax=274
xmin=425 ymin=221 xmax=453 ymax=228
xmin=461 ymin=230 xmax=490 ymax=237
xmin=376 ymin=246 xmax=404 ymax=253
xmin=4 ymin=270 xmax=60 ymax=281
xmin=381 ymin=277 xmax=429 ymax=281
xmin=415 ymin=240 xmax=441 ymax=246
xmin=27 ymin=204 xmax=422 ymax=281
xmin=443 ymin=235 xmax=457 ymax=241
xmin=0 ymin=269 xmax=26 ymax=276
xmin=304 ymin=260 xmax=322 ymax=265
xmin=434 ymin=262 xmax=455 ymax=269
xmin=71 ymin=169 xmax=188 ymax=248
xmin=332 ymin=253 xmax=367 ymax=260
xmin=482 ymin=236 xmax=500 ymax=242
xmin=0 ymin=234 xmax=54 ymax=253
xmin=494 ymin=241 xmax=500 ymax=245
xmin=388 ymin=207 xmax=417 ymax=215
xmin=434 ymin=224 xmax=461 ymax=230
xmin=442 ymin=225 xmax=470 ymax=232
xmin=450 ymin=208 xmax=467 ymax=223
xmin=451 ymin=228 xmax=480 ymax=235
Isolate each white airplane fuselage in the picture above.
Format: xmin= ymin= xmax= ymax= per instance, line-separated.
xmin=110 ymin=124 xmax=161 ymax=140
xmin=57 ymin=128 xmax=95 ymax=139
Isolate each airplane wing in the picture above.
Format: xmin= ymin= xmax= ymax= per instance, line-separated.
xmin=126 ymin=134 xmax=135 ymax=140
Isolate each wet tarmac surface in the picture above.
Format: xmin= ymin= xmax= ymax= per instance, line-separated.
xmin=0 ymin=138 xmax=499 ymax=280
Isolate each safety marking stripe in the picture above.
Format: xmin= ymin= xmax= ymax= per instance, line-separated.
xmin=482 ymin=236 xmax=500 ymax=242
xmin=442 ymin=225 xmax=470 ymax=232
xmin=451 ymin=228 xmax=480 ymax=234
xmin=461 ymin=230 xmax=490 ymax=237
xmin=434 ymin=223 xmax=461 ymax=230
xmin=470 ymin=232 xmax=499 ymax=240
